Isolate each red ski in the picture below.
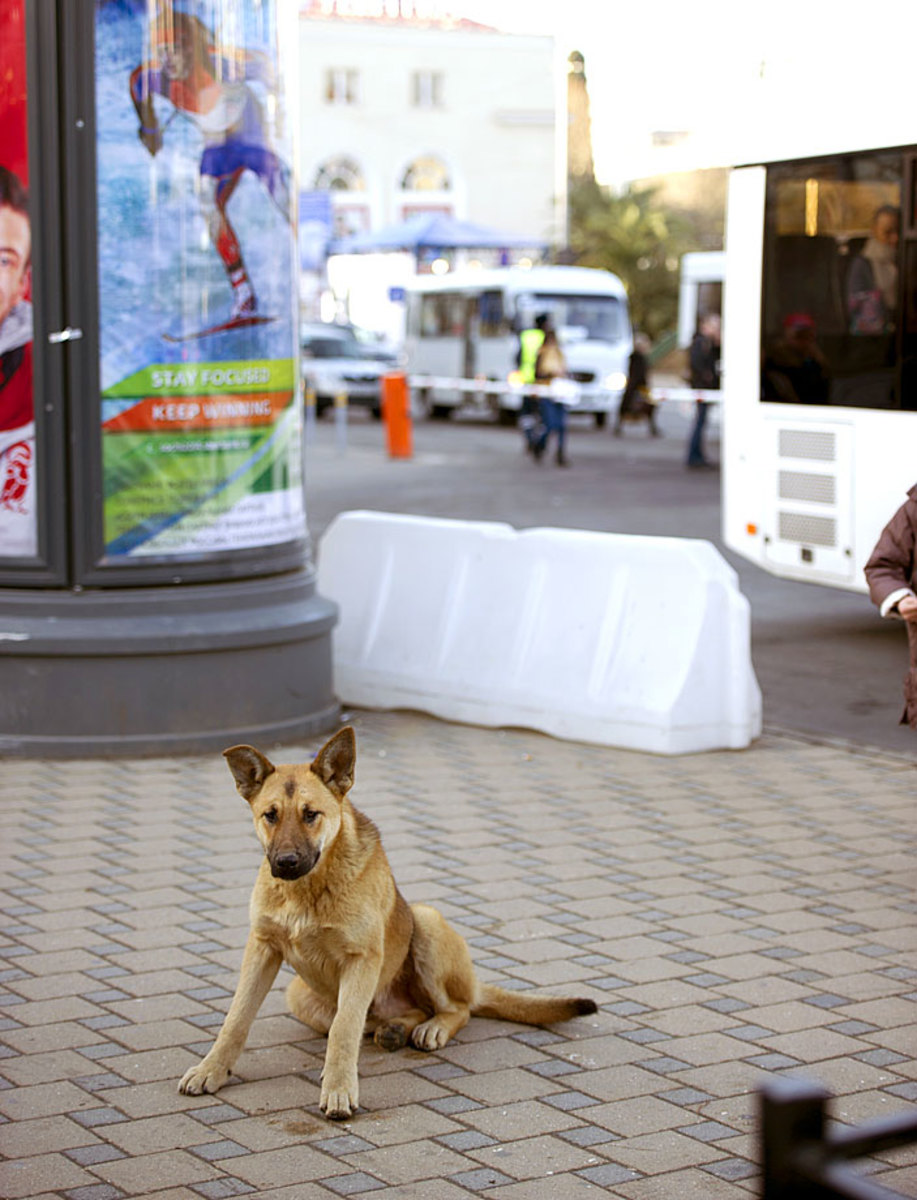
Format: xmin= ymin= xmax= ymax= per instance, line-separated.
xmin=162 ymin=314 xmax=277 ymax=343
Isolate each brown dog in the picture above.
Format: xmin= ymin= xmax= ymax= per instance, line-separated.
xmin=178 ymin=726 xmax=597 ymax=1120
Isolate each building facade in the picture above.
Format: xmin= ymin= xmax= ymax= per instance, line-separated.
xmin=298 ymin=10 xmax=563 ymax=254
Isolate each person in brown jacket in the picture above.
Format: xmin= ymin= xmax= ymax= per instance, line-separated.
xmin=864 ymin=483 xmax=917 ymax=727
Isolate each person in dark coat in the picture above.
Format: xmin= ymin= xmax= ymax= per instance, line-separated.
xmin=614 ymin=333 xmax=659 ymax=436
xmin=864 ymin=484 xmax=917 ymax=727
xmin=686 ymin=313 xmax=720 ymax=467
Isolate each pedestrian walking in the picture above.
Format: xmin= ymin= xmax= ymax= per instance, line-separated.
xmin=686 ymin=313 xmax=720 ymax=468
xmin=532 ymin=323 xmax=570 ymax=467
xmin=614 ymin=333 xmax=659 ymax=436
xmin=516 ymin=313 xmax=547 ymax=454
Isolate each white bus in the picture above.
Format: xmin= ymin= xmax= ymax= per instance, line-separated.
xmin=722 ymin=139 xmax=917 ymax=591
xmin=403 ymin=265 xmax=632 ymax=426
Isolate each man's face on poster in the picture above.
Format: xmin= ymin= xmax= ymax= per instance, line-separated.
xmin=0 ymin=204 xmax=31 ymax=329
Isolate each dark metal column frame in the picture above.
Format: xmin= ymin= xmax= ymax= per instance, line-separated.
xmin=56 ymin=0 xmax=106 ymax=585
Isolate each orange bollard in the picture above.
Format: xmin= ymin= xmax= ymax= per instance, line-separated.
xmin=382 ymin=372 xmax=413 ymax=459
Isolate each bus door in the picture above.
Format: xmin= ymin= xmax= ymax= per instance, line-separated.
xmin=474 ymin=290 xmax=510 ymax=382
xmin=462 ymin=294 xmax=478 ymax=379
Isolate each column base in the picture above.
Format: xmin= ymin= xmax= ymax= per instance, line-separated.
xmin=0 ymin=569 xmax=340 ymax=758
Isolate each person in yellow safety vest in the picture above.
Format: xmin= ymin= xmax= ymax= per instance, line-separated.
xmin=516 ymin=312 xmax=548 ymax=454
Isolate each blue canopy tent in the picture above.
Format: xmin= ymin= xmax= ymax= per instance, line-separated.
xmin=331 ymin=213 xmax=546 ymax=262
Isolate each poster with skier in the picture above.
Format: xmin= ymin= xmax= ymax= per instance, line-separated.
xmin=95 ymin=0 xmax=305 ymax=559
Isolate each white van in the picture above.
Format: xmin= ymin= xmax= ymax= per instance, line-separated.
xmin=403 ymin=265 xmax=632 ymax=426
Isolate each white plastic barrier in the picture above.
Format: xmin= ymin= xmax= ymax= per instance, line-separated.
xmin=317 ymin=511 xmax=762 ymax=755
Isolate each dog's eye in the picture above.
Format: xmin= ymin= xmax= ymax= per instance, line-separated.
xmin=303 ymin=807 xmax=320 ymax=825
xmin=263 ymin=808 xmax=278 ymax=825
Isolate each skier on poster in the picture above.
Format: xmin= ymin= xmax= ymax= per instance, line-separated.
xmin=129 ymin=9 xmax=292 ymax=333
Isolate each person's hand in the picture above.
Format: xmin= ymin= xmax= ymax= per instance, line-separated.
xmin=898 ymin=594 xmax=917 ymax=621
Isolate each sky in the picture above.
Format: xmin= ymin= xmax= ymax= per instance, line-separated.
xmin=448 ymin=0 xmax=912 ymax=186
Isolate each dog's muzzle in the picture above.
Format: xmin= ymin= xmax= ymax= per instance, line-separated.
xmin=269 ymin=848 xmax=319 ymax=880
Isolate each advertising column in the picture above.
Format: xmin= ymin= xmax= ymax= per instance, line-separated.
xmin=95 ymin=0 xmax=305 ymax=564
xmin=0 ymin=0 xmax=337 ymax=756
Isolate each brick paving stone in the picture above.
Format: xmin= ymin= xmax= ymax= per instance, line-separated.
xmin=615 ymin=1166 xmax=754 ymax=1199
xmin=62 ymin=1185 xmax=126 ymax=1200
xmin=448 ymin=1166 xmax=516 ymax=1191
xmin=0 ymin=1081 xmax=103 ymax=1120
xmin=209 ymin=1111 xmax=326 ymax=1151
xmin=347 ymin=1103 xmax=462 ymax=1147
xmin=316 ymin=1172 xmax=387 ymax=1195
xmin=101 ymin=1113 xmax=221 ymax=1155
xmin=461 ymin=1132 xmax=602 ymax=1179
xmin=703 ymin=1156 xmax=759 ymax=1181
xmin=480 ymin=1177 xmax=614 ymax=1200
xmin=448 ymin=1067 xmax=563 ymax=1105
xmin=576 ymin=1161 xmax=643 ymax=1187
xmin=562 ymin=1064 xmax=676 ymax=1103
xmin=610 ymin=1128 xmax=727 ymax=1173
xmin=0 ymin=1153 xmax=96 ymax=1199
xmin=558 ymin=1124 xmax=620 ymax=1147
xmin=343 ymin=1139 xmax=474 ymax=1185
xmin=457 ymin=1098 xmax=584 ymax=1140
xmin=0 ymin=1113 xmax=99 ymax=1157
xmin=65 ymin=1144 xmax=128 ymax=1166
xmin=194 ymin=1182 xmax=258 ymax=1199
xmin=588 ymin=1095 xmax=704 ymax=1137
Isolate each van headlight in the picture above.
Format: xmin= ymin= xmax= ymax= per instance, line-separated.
xmin=603 ymin=371 xmax=627 ymax=391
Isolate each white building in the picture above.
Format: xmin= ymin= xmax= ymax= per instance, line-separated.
xmin=297 ymin=6 xmax=563 ymax=332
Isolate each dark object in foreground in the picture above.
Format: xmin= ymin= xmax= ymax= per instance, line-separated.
xmin=760 ymin=1076 xmax=917 ymax=1199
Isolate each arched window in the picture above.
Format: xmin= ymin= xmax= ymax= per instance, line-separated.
xmin=313 ymin=157 xmax=366 ymax=192
xmin=400 ymin=155 xmax=451 ymax=192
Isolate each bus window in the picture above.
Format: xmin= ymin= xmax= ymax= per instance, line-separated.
xmin=761 ymin=149 xmax=916 ymax=409
xmin=696 ymin=281 xmax=722 ymax=325
xmin=419 ymin=293 xmax=467 ymax=338
xmin=478 ymin=290 xmax=505 ymax=337
xmin=533 ymin=293 xmax=625 ymax=343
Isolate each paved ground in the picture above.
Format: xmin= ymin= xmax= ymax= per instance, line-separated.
xmin=2 ymin=710 xmax=916 ymax=1198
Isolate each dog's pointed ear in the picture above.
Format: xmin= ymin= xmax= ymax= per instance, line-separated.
xmin=223 ymin=745 xmax=276 ymax=801
xmin=310 ymin=726 xmax=356 ymax=798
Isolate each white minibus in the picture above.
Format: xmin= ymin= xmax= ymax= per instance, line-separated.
xmin=403 ymin=265 xmax=632 ymax=426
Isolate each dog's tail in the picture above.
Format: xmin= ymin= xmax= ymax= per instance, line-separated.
xmin=473 ymin=983 xmax=597 ymax=1026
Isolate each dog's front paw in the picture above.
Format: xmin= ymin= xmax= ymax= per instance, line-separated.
xmin=411 ymin=1017 xmax=451 ymax=1051
xmin=179 ymin=1060 xmax=232 ymax=1096
xmin=320 ymin=1073 xmax=359 ymax=1121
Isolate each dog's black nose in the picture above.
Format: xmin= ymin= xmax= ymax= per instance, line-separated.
xmin=272 ymin=854 xmax=302 ymax=878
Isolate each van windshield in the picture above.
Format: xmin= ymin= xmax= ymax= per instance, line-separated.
xmin=531 ymin=293 xmax=626 ymax=343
